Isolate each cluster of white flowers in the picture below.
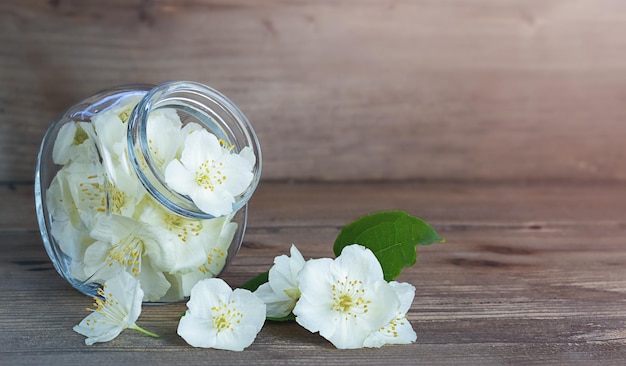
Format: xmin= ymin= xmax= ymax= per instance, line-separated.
xmin=75 ymin=273 xmax=265 ymax=351
xmin=47 ymin=96 xmax=255 ymax=302
xmin=255 ymin=244 xmax=417 ymax=349
xmin=73 ymin=244 xmax=416 ymax=350
xmin=61 ymin=96 xmax=418 ymax=351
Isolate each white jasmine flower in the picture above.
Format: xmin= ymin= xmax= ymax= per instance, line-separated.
xmin=164 ymin=129 xmax=255 ymax=217
xmin=193 ymin=218 xmax=238 ymax=277
xmin=254 ymin=244 xmax=305 ymax=318
xmin=174 ymin=218 xmax=239 ymax=297
xmin=84 ymin=214 xmax=174 ymax=301
xmin=363 ymin=281 xmax=417 ymax=347
xmin=293 ymin=244 xmax=400 ymax=349
xmin=138 ymin=200 xmax=208 ymax=271
xmin=73 ymin=271 xmax=158 ymax=345
xmin=140 ymin=200 xmax=237 ymax=278
xmin=177 ymin=278 xmax=266 ymax=351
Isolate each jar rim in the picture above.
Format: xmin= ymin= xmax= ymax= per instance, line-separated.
xmin=127 ymin=81 xmax=262 ymax=219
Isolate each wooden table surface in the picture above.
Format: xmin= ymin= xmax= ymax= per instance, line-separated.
xmin=3 ymin=180 xmax=626 ymax=365
xmin=3 ymin=1 xmax=626 ymax=365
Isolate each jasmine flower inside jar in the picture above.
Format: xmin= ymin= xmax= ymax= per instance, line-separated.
xmin=35 ymin=81 xmax=262 ymax=302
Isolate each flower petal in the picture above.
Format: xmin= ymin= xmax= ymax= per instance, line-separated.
xmin=146 ymin=108 xmax=183 ymax=170
xmin=254 ymin=282 xmax=294 ymax=318
xmin=177 ymin=313 xmax=218 ymax=348
xmin=164 ymin=160 xmax=197 ymax=196
xmin=293 ymin=258 xmax=336 ymax=334
xmin=180 ymin=129 xmax=222 ymax=169
xmin=73 ymin=313 xmax=124 ymax=345
xmin=52 ymin=121 xmax=78 ymax=165
xmin=389 ymin=281 xmax=416 ymax=315
xmin=137 ymin=259 xmax=171 ymax=302
xmin=332 ymin=244 xmax=384 ymax=283
xmin=190 ymin=187 xmax=235 ymax=217
xmin=185 ymin=278 xmax=232 ymax=318
xmin=83 ymin=240 xmax=121 ymax=282
xmin=362 ymin=315 xmax=416 ymax=348
xmin=106 ymin=271 xmax=145 ymax=321
xmin=268 ymin=244 xmax=305 ymax=298
xmin=237 ymin=146 xmax=256 ymax=171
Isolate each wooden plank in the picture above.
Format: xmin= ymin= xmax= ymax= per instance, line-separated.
xmin=9 ymin=180 xmax=626 ymax=230
xmin=2 ymin=182 xmax=626 ymax=364
xmin=3 ymin=1 xmax=626 ymax=182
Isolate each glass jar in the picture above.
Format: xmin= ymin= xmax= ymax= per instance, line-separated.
xmin=34 ymin=81 xmax=262 ymax=302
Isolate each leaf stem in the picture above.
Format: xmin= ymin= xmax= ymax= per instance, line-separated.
xmin=130 ymin=324 xmax=160 ymax=338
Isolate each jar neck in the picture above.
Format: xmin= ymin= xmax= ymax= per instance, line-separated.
xmin=127 ymin=81 xmax=262 ymax=219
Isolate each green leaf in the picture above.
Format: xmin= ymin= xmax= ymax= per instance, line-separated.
xmin=333 ymin=210 xmax=444 ymax=281
xmin=238 ymin=271 xmax=269 ymax=292
xmin=268 ymin=313 xmax=296 ymax=322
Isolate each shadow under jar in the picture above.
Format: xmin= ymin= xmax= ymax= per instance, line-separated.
xmin=35 ymin=81 xmax=262 ymax=303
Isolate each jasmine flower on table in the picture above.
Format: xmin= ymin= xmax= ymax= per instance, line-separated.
xmin=177 ymin=278 xmax=266 ymax=351
xmin=292 ymin=244 xmax=415 ymax=349
xmin=254 ymin=244 xmax=305 ymax=318
xmin=164 ymin=129 xmax=255 ymax=217
xmin=73 ymin=272 xmax=158 ymax=345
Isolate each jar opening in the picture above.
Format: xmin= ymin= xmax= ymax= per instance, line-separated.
xmin=127 ymin=81 xmax=262 ymax=219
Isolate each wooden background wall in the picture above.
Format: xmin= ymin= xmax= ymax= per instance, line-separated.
xmin=2 ymin=0 xmax=626 ymax=183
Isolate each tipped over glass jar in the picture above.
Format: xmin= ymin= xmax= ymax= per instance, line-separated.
xmin=34 ymin=81 xmax=262 ymax=302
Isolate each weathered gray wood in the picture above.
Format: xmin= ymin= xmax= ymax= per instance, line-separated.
xmin=2 ymin=182 xmax=626 ymax=365
xmin=2 ymin=1 xmax=626 ymax=182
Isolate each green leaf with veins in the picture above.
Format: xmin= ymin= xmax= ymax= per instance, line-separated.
xmin=333 ymin=210 xmax=444 ymax=281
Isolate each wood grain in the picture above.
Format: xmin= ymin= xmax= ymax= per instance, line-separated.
xmin=2 ymin=1 xmax=626 ymax=182
xmin=2 ymin=181 xmax=626 ymax=365
xmin=3 ymin=1 xmax=626 ymax=363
